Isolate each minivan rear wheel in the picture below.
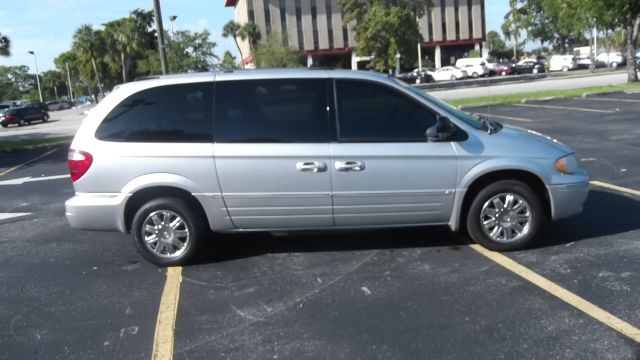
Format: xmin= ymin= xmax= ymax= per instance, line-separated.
xmin=132 ymin=197 xmax=205 ymax=266
xmin=466 ymin=180 xmax=546 ymax=251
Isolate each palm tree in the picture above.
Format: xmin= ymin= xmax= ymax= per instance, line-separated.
xmin=240 ymin=22 xmax=261 ymax=64
xmin=103 ymin=10 xmax=155 ymax=82
xmin=72 ymin=24 xmax=104 ymax=96
xmin=222 ymin=21 xmax=244 ymax=68
xmin=0 ymin=32 xmax=10 ymax=57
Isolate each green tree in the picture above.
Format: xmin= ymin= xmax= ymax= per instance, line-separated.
xmin=240 ymin=22 xmax=261 ymax=64
xmin=72 ymin=24 xmax=105 ymax=96
xmin=339 ymin=0 xmax=432 ymax=71
xmin=40 ymin=70 xmax=67 ymax=100
xmin=53 ymin=51 xmax=84 ymax=98
xmin=580 ymin=0 xmax=640 ymax=81
xmin=219 ymin=51 xmax=238 ymax=70
xmin=254 ymin=33 xmax=301 ymax=68
xmin=222 ymin=21 xmax=244 ymax=67
xmin=103 ymin=9 xmax=156 ymax=83
xmin=139 ymin=29 xmax=219 ymax=73
xmin=502 ymin=0 xmax=528 ymax=59
xmin=520 ymin=0 xmax=585 ymax=54
xmin=0 ymin=32 xmax=11 ymax=57
xmin=0 ymin=66 xmax=34 ymax=100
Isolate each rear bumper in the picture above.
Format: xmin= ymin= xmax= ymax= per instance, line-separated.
xmin=65 ymin=193 xmax=129 ymax=233
xmin=547 ymin=180 xmax=590 ymax=220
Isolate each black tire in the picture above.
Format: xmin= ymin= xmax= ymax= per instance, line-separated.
xmin=471 ymin=72 xmax=478 ymax=78
xmin=450 ymin=75 xmax=456 ymax=81
xmin=18 ymin=118 xmax=26 ymax=127
xmin=131 ymin=197 xmax=207 ymax=266
xmin=43 ymin=113 xmax=49 ymax=122
xmin=1 ymin=123 xmax=7 ymax=128
xmin=466 ymin=180 xmax=547 ymax=251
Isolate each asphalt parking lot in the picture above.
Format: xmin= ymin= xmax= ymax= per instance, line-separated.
xmin=1 ymin=92 xmax=639 ymax=359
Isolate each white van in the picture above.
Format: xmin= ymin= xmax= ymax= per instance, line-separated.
xmin=549 ymin=55 xmax=577 ymax=72
xmin=454 ymin=58 xmax=489 ymax=77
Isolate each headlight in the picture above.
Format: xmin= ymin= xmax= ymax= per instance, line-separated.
xmin=555 ymin=154 xmax=579 ymax=174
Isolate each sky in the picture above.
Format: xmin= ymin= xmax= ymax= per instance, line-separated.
xmin=0 ymin=0 xmax=508 ymax=73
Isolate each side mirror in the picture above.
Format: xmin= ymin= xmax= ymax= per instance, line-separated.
xmin=426 ymin=116 xmax=456 ymax=142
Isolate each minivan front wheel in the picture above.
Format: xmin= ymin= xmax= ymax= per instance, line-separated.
xmin=132 ymin=197 xmax=205 ymax=266
xmin=466 ymin=180 xmax=546 ymax=251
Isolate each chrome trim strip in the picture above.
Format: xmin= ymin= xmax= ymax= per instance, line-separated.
xmin=228 ymin=206 xmax=333 ymax=211
xmin=333 ymin=203 xmax=443 ymax=209
xmin=335 ymin=211 xmax=440 ymax=217
xmin=333 ymin=189 xmax=454 ymax=197
xmin=223 ymin=192 xmax=331 ymax=198
xmin=229 ymin=215 xmax=334 ymax=219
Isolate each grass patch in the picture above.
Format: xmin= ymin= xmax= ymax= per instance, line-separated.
xmin=0 ymin=136 xmax=72 ymax=153
xmin=447 ymin=83 xmax=640 ymax=107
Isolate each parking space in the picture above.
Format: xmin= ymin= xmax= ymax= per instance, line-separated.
xmin=465 ymin=92 xmax=640 ymax=189
xmin=1 ymin=93 xmax=639 ymax=359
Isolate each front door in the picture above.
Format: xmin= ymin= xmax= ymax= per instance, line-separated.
xmin=214 ymin=78 xmax=333 ymax=229
xmin=331 ymin=79 xmax=458 ymax=227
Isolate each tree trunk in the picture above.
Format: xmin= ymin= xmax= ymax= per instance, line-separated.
xmin=90 ymin=56 xmax=104 ymax=99
xmin=626 ymin=15 xmax=640 ymax=83
xmin=121 ymin=52 xmax=127 ymax=83
xmin=233 ymin=38 xmax=244 ymax=69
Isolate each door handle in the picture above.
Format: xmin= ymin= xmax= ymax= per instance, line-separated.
xmin=335 ymin=160 xmax=365 ymax=172
xmin=296 ymin=161 xmax=327 ymax=173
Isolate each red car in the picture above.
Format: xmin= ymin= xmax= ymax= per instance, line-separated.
xmin=492 ymin=62 xmax=515 ymax=76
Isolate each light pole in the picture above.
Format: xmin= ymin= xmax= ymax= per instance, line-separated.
xmin=28 ymin=50 xmax=43 ymax=102
xmin=169 ymin=15 xmax=177 ymax=37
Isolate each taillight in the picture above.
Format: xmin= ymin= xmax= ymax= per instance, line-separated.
xmin=3 ymin=115 xmax=12 ymax=121
xmin=68 ymin=149 xmax=93 ymax=182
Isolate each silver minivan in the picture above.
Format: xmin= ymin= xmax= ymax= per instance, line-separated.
xmin=65 ymin=69 xmax=589 ymax=266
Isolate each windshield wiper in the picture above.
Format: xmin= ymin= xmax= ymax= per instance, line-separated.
xmin=473 ymin=113 xmax=496 ymax=134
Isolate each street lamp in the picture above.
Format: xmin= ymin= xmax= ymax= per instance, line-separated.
xmin=168 ymin=15 xmax=178 ymax=37
xmin=28 ymin=50 xmax=43 ymax=102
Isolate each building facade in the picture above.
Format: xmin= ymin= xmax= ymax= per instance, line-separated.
xmin=224 ymin=0 xmax=486 ymax=69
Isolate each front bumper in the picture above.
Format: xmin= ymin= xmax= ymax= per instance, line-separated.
xmin=65 ymin=193 xmax=129 ymax=233
xmin=547 ymin=180 xmax=590 ymax=220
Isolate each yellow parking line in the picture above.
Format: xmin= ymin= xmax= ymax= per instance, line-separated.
xmin=590 ymin=181 xmax=640 ymax=196
xmin=514 ymin=103 xmax=613 ymax=113
xmin=0 ymin=148 xmax=58 ymax=177
xmin=474 ymin=112 xmax=532 ymax=122
xmin=469 ymin=244 xmax=640 ymax=343
xmin=152 ymin=266 xmax=183 ymax=360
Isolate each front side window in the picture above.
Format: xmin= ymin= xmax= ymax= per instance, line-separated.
xmin=336 ymin=80 xmax=438 ymax=142
xmin=214 ymin=79 xmax=329 ymax=143
xmin=96 ymin=83 xmax=214 ymax=142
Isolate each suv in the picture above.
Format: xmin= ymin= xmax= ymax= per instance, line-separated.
xmin=0 ymin=102 xmax=49 ymax=127
xmin=65 ymin=70 xmax=589 ymax=266
xmin=46 ymin=100 xmax=72 ymax=111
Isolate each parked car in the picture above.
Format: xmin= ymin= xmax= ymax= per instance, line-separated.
xmin=514 ymin=60 xmax=546 ymax=74
xmin=46 ymin=100 xmax=72 ymax=111
xmin=395 ymin=68 xmax=434 ymax=84
xmin=431 ymin=66 xmax=468 ymax=81
xmin=492 ymin=62 xmax=515 ymax=76
xmin=64 ymin=69 xmax=589 ymax=266
xmin=455 ymin=58 xmax=489 ymax=78
xmin=0 ymin=103 xmax=50 ymax=128
xmin=549 ymin=55 xmax=578 ymax=72
xmin=595 ymin=52 xmax=625 ymax=68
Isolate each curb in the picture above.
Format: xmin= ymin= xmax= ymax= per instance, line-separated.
xmin=581 ymin=90 xmax=626 ymax=98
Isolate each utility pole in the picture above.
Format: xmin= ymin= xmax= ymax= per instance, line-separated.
xmin=153 ymin=0 xmax=168 ymax=74
xmin=66 ymin=62 xmax=74 ymax=101
xmin=28 ymin=51 xmax=43 ymax=102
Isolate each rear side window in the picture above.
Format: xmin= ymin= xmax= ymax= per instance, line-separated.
xmin=96 ymin=83 xmax=214 ymax=142
xmin=336 ymin=80 xmax=438 ymax=142
xmin=214 ymin=79 xmax=329 ymax=143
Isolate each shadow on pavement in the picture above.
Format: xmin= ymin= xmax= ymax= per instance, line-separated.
xmin=534 ymin=189 xmax=640 ymax=248
xmin=198 ymin=226 xmax=467 ymax=264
